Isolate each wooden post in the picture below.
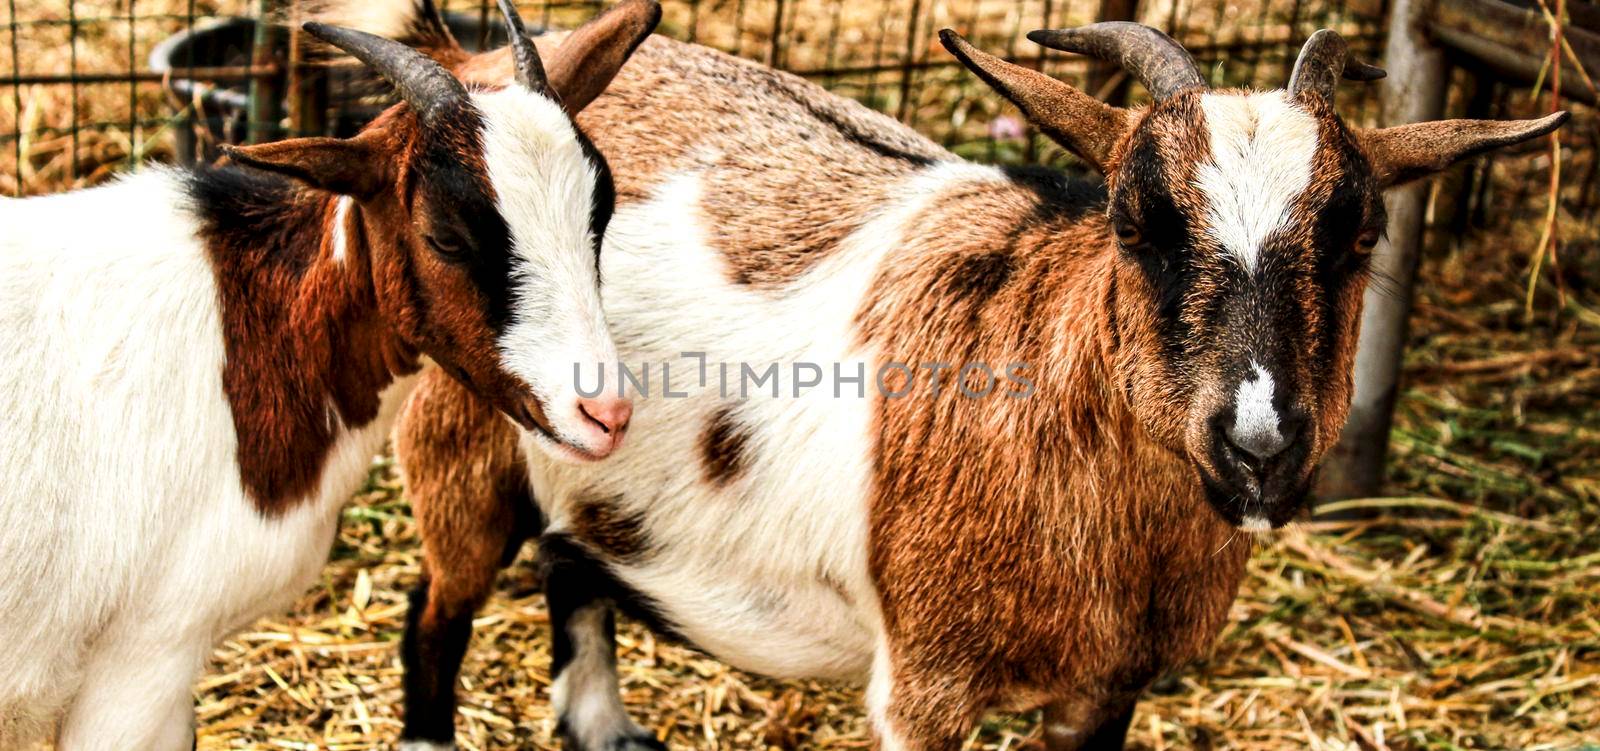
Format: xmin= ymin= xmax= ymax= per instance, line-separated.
xmin=247 ymin=0 xmax=285 ymax=144
xmin=286 ymin=2 xmax=329 ymax=139
xmin=895 ymin=0 xmax=924 ymax=124
xmin=1315 ymin=0 xmax=1450 ymax=501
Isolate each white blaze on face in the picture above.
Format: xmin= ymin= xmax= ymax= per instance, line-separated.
xmin=1194 ymin=91 xmax=1320 ymax=273
xmin=474 ymin=88 xmax=621 ymax=450
xmin=1232 ymin=360 xmax=1283 ymax=455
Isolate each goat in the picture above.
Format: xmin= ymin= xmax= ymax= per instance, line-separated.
xmin=385 ymin=11 xmax=1566 ymax=751
xmin=0 ymin=2 xmax=658 ymax=747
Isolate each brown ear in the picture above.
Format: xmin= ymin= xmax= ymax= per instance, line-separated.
xmin=223 ymin=132 xmax=390 ymax=199
xmin=544 ymin=0 xmax=662 ymax=115
xmin=1359 ymin=111 xmax=1569 ymax=188
xmin=940 ymin=29 xmax=1131 ymax=174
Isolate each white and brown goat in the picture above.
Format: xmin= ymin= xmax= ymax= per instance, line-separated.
xmin=385 ymin=14 xmax=1566 ymax=751
xmin=0 ymin=2 xmax=656 ymax=747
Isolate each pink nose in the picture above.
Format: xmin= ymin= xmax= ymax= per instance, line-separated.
xmin=577 ymin=397 xmax=633 ymax=439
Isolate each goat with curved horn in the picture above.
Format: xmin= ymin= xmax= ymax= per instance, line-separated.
xmin=302 ymin=22 xmax=469 ymax=126
xmin=1289 ymin=29 xmax=1386 ymax=99
xmin=1028 ymin=21 xmax=1205 ymax=100
xmin=497 ymin=0 xmax=550 ymax=90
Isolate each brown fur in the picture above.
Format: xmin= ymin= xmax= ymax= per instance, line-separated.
xmin=570 ymin=492 xmax=651 ymax=560
xmin=858 ymin=171 xmax=1251 ymax=744
xmin=216 ymin=103 xmax=564 ymax=515
xmin=201 ymin=174 xmax=419 ymax=516
xmin=396 ymin=368 xmax=531 ymax=628
xmin=699 ymin=405 xmax=750 ymax=487
xmin=1359 ymin=113 xmax=1569 ymax=188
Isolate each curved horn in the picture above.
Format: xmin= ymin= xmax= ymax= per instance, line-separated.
xmin=496 ymin=0 xmax=549 ymax=90
xmin=1027 ymin=22 xmax=1204 ymax=100
xmin=1288 ymin=29 xmax=1386 ymax=99
xmin=303 ymin=22 xmax=468 ymax=126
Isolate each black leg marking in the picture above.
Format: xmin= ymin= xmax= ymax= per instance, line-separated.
xmin=541 ymin=533 xmax=670 ymax=751
xmin=400 ymin=583 xmax=474 ymax=747
xmin=1079 ymin=702 xmax=1136 ymax=751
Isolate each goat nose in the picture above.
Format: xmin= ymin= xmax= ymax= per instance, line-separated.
xmin=577 ymin=396 xmax=632 ymax=436
xmin=1223 ymin=417 xmax=1297 ymax=462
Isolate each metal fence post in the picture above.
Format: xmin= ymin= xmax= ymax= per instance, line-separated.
xmin=1316 ymin=0 xmax=1450 ymax=502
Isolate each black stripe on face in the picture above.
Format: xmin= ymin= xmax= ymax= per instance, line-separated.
xmin=573 ymin=127 xmax=616 ymax=276
xmin=1308 ymin=135 xmax=1382 ymax=372
xmin=411 ymin=110 xmax=517 ymax=335
xmin=1112 ymin=130 xmax=1197 ymax=357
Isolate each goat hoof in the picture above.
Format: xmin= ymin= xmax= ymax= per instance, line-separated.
xmin=606 ymin=734 xmax=666 ymax=751
xmin=558 ymin=724 xmax=665 ymax=751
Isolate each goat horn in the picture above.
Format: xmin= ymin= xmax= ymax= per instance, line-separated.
xmin=303 ymin=22 xmax=469 ymax=127
xmin=1027 ymin=22 xmax=1204 ymax=101
xmin=1288 ymin=29 xmax=1386 ymax=100
xmin=497 ymin=0 xmax=550 ymax=91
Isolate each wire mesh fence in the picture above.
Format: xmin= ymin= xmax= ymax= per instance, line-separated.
xmin=1 ymin=1 xmax=1594 ymax=242
xmin=2 ymin=0 xmax=1392 ymax=196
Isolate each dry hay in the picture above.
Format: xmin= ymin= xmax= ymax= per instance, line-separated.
xmin=188 ymin=479 xmax=1600 ymax=750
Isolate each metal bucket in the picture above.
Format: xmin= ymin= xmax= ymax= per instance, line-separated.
xmin=149 ymin=12 xmax=512 ymax=163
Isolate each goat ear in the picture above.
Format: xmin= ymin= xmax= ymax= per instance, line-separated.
xmin=940 ymin=29 xmax=1131 ymax=174
xmin=543 ymin=0 xmax=661 ymax=116
xmin=1359 ymin=112 xmax=1568 ymax=188
xmin=223 ymin=133 xmax=388 ymax=199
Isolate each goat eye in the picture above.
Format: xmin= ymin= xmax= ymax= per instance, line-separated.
xmin=1355 ymin=227 xmax=1380 ymax=253
xmin=1114 ymin=219 xmax=1144 ymax=247
xmin=427 ymin=235 xmax=470 ymax=261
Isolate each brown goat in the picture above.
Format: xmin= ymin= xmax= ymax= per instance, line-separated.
xmin=378 ymin=12 xmax=1565 ymax=751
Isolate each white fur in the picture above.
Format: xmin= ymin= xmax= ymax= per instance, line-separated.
xmin=1240 ymin=516 xmax=1273 ymax=533
xmin=524 ymin=161 xmax=1008 ymax=688
xmin=397 ymin=742 xmax=456 ymax=751
xmin=330 ymin=194 xmax=353 ymax=264
xmin=1230 ymin=360 xmax=1283 ymax=457
xmin=549 ymin=606 xmax=653 ymax=748
xmin=475 ymin=89 xmax=622 ymax=459
xmin=0 ymin=171 xmax=418 ymax=750
xmin=1194 ymin=92 xmax=1319 ymax=272
xmin=867 ymin=640 xmax=907 ymax=751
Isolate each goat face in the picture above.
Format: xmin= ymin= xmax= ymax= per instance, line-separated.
xmin=1103 ymin=90 xmax=1380 ymax=527
xmin=227 ymin=3 xmax=660 ymax=462
xmin=946 ymin=24 xmax=1566 ymax=528
xmin=389 ymin=89 xmax=626 ymax=463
